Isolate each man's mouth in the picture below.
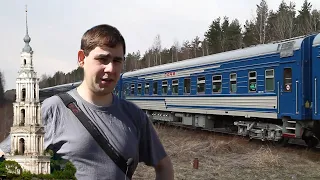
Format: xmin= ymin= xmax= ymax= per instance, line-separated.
xmin=100 ymin=78 xmax=114 ymax=85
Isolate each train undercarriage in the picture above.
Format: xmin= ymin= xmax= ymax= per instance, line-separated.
xmin=145 ymin=110 xmax=320 ymax=149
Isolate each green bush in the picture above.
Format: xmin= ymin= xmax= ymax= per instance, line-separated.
xmin=0 ymin=156 xmax=76 ymax=180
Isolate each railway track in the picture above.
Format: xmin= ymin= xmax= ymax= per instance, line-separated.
xmin=153 ymin=120 xmax=320 ymax=152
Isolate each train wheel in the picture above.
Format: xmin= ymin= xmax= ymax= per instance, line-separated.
xmin=304 ymin=135 xmax=319 ymax=149
xmin=274 ymin=137 xmax=289 ymax=147
xmin=302 ymin=129 xmax=320 ymax=149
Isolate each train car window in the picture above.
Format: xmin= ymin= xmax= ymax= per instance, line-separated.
xmin=162 ymin=81 xmax=168 ymax=95
xmin=145 ymin=82 xmax=149 ymax=95
xmin=284 ymin=68 xmax=292 ymax=92
xmin=130 ymin=84 xmax=135 ymax=96
xmin=248 ymin=71 xmax=257 ymax=92
xmin=126 ymin=84 xmax=130 ymax=96
xmin=265 ymin=69 xmax=274 ymax=92
xmin=184 ymin=78 xmax=190 ymax=94
xmin=122 ymin=83 xmax=128 ymax=97
xmin=172 ymin=79 xmax=179 ymax=95
xmin=137 ymin=83 xmax=142 ymax=95
xmin=153 ymin=81 xmax=158 ymax=95
xmin=212 ymin=75 xmax=222 ymax=93
xmin=230 ymin=73 xmax=237 ymax=93
xmin=197 ymin=76 xmax=205 ymax=93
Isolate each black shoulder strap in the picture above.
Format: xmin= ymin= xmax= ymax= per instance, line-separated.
xmin=56 ymin=92 xmax=134 ymax=179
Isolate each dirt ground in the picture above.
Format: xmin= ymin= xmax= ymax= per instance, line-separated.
xmin=133 ymin=124 xmax=320 ymax=180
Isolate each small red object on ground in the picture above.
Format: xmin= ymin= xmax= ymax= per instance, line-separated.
xmin=193 ymin=158 xmax=199 ymax=169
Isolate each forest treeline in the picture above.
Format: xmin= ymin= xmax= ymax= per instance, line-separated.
xmin=0 ymin=71 xmax=5 ymax=104
xmin=0 ymin=0 xmax=320 ymax=91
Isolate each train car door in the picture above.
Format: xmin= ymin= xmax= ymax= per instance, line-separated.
xmin=279 ymin=66 xmax=297 ymax=118
xmin=312 ymin=34 xmax=320 ymax=120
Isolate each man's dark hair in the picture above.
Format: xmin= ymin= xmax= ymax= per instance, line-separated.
xmin=80 ymin=24 xmax=126 ymax=56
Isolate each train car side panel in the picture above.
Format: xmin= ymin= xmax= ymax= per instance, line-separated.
xmin=312 ymin=34 xmax=320 ymax=120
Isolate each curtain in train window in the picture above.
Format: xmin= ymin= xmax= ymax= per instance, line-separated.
xmin=162 ymin=81 xmax=168 ymax=94
xmin=184 ymin=78 xmax=190 ymax=94
xmin=197 ymin=76 xmax=205 ymax=93
xmin=230 ymin=73 xmax=237 ymax=93
xmin=153 ymin=81 xmax=158 ymax=95
xmin=265 ymin=69 xmax=274 ymax=92
xmin=145 ymin=82 xmax=149 ymax=95
xmin=212 ymin=75 xmax=222 ymax=93
xmin=130 ymin=84 xmax=135 ymax=95
xmin=172 ymin=79 xmax=179 ymax=94
xmin=137 ymin=83 xmax=142 ymax=95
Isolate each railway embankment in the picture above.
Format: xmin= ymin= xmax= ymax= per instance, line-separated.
xmin=134 ymin=124 xmax=320 ymax=180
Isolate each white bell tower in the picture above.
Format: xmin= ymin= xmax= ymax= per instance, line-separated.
xmin=5 ymin=5 xmax=51 ymax=175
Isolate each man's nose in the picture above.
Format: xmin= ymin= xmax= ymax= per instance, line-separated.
xmin=103 ymin=61 xmax=115 ymax=72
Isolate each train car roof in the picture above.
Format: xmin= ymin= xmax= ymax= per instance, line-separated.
xmin=40 ymin=81 xmax=82 ymax=92
xmin=122 ymin=35 xmax=309 ymax=78
xmin=313 ymin=33 xmax=320 ymax=47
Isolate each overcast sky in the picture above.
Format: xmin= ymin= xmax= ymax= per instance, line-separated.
xmin=1 ymin=0 xmax=319 ymax=91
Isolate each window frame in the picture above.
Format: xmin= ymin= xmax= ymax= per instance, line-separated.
xmin=265 ymin=69 xmax=274 ymax=92
xmin=197 ymin=76 xmax=206 ymax=94
xmin=230 ymin=73 xmax=237 ymax=93
xmin=248 ymin=71 xmax=257 ymax=93
xmin=212 ymin=75 xmax=222 ymax=93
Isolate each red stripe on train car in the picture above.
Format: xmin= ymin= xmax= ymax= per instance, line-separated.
xmin=282 ymin=133 xmax=296 ymax=138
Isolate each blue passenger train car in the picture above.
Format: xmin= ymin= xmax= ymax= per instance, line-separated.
xmin=119 ymin=34 xmax=320 ymax=147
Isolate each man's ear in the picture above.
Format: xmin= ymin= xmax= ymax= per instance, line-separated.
xmin=78 ymin=50 xmax=85 ymax=67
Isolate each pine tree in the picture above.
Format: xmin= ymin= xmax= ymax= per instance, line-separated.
xmin=0 ymin=71 xmax=5 ymax=104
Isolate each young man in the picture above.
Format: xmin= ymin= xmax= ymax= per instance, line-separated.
xmin=41 ymin=24 xmax=174 ymax=180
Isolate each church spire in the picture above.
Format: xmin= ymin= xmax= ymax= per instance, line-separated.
xmin=22 ymin=5 xmax=32 ymax=54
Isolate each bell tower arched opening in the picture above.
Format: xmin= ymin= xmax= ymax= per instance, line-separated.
xmin=21 ymin=88 xmax=26 ymax=101
xmin=34 ymin=84 xmax=36 ymax=99
xmin=19 ymin=138 xmax=25 ymax=155
xmin=20 ymin=109 xmax=25 ymax=126
xmin=37 ymin=136 xmax=40 ymax=153
xmin=36 ymin=107 xmax=38 ymax=124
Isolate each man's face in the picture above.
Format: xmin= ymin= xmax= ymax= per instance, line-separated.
xmin=78 ymin=44 xmax=124 ymax=96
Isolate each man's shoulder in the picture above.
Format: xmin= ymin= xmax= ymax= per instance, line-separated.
xmin=116 ymin=96 xmax=142 ymax=112
xmin=41 ymin=92 xmax=72 ymax=118
xmin=41 ymin=94 xmax=65 ymax=110
xmin=114 ymin=96 xmax=148 ymax=125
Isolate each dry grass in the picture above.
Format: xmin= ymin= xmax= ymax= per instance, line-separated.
xmin=133 ymin=124 xmax=320 ymax=180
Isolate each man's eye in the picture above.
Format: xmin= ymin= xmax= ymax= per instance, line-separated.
xmin=114 ymin=59 xmax=122 ymax=63
xmin=97 ymin=58 xmax=107 ymax=62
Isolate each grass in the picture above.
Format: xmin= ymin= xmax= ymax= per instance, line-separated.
xmin=133 ymin=123 xmax=320 ymax=180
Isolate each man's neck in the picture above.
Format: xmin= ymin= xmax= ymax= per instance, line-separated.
xmin=76 ymin=82 xmax=113 ymax=107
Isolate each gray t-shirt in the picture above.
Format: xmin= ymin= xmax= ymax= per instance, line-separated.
xmin=41 ymin=88 xmax=167 ymax=179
